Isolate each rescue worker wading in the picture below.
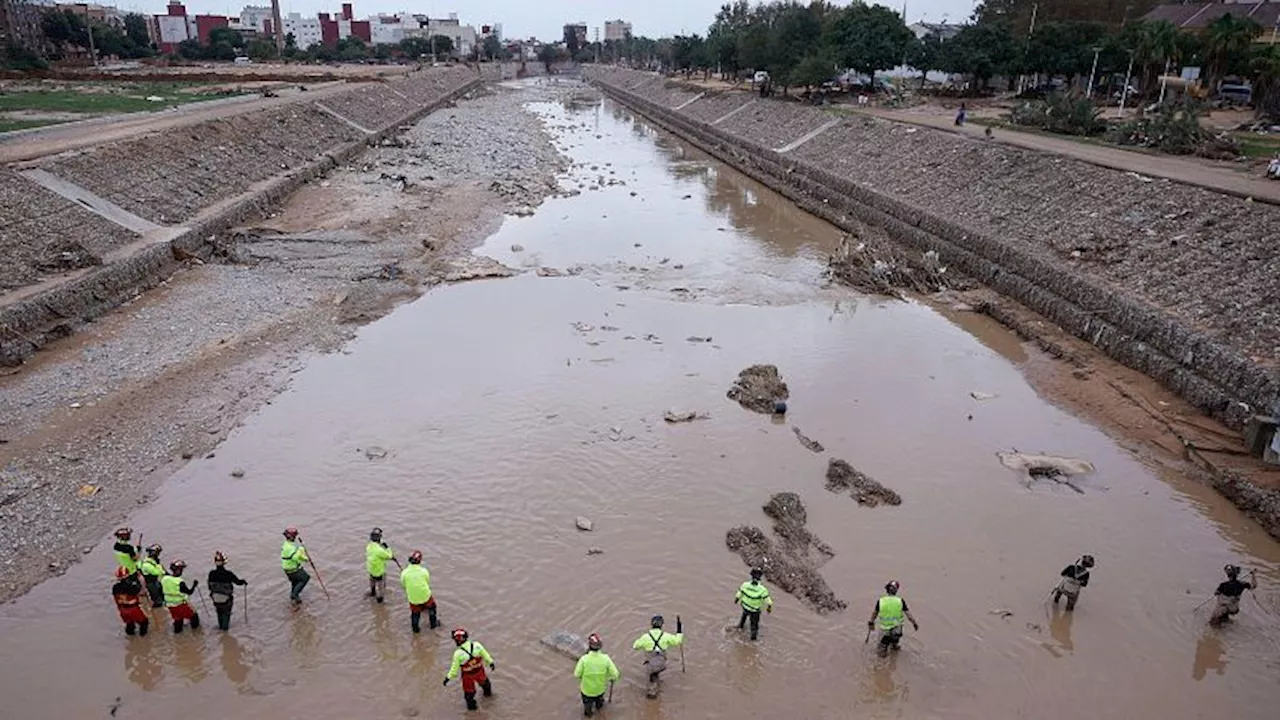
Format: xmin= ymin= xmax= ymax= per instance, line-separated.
xmin=207 ymin=551 xmax=247 ymax=631
xmin=734 ymin=567 xmax=774 ymax=641
xmin=1052 ymin=555 xmax=1095 ymax=611
xmin=111 ymin=571 xmax=149 ymax=636
xmin=161 ymin=560 xmax=201 ymax=633
xmin=112 ymin=527 xmax=141 ymax=578
xmin=443 ymin=627 xmax=495 ymax=711
xmin=140 ymin=544 xmax=165 ymax=608
xmin=574 ymin=633 xmax=619 ymax=717
xmin=280 ymin=527 xmax=310 ymax=604
xmin=1210 ymin=564 xmax=1257 ymax=626
xmin=399 ymin=550 xmax=437 ymax=633
xmin=632 ymin=615 xmax=683 ymax=698
xmin=867 ymin=581 xmax=919 ymax=657
xmin=366 ymin=527 xmax=397 ymax=603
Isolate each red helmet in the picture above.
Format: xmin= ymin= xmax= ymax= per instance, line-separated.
xmin=213 ymin=551 xmax=227 ymax=564
xmin=452 ymin=628 xmax=469 ymax=644
xmin=283 ymin=527 xmax=299 ymax=540
xmin=587 ymin=633 xmax=602 ymax=650
xmin=114 ymin=566 xmax=128 ymax=579
xmin=169 ymin=560 xmax=186 ymax=574
xmin=409 ymin=550 xmax=423 ymax=564
xmin=114 ymin=527 xmax=132 ymax=539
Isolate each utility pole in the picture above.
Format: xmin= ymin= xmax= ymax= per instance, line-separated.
xmin=1017 ymin=3 xmax=1038 ymax=95
xmin=270 ymin=0 xmax=284 ymax=54
xmin=85 ymin=18 xmax=100 ymax=70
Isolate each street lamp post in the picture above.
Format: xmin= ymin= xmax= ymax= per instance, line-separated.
xmin=1086 ymin=46 xmax=1102 ymax=98
xmin=1117 ymin=50 xmax=1135 ymax=118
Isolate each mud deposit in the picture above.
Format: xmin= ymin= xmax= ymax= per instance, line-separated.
xmin=726 ymin=493 xmax=846 ymax=613
xmin=1 ymin=83 xmax=1279 ymax=720
xmin=826 ymin=458 xmax=902 ymax=506
xmin=727 ymin=363 xmax=790 ymax=414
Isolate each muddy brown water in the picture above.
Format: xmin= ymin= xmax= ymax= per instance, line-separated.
xmin=2 ymin=92 xmax=1278 ymax=720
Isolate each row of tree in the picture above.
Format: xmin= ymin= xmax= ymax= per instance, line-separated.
xmin=31 ymin=8 xmax=513 ymax=67
xmin=578 ymin=0 xmax=1280 ymax=115
xmin=42 ymin=9 xmax=155 ymax=61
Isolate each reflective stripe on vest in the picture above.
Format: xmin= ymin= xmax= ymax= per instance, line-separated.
xmin=645 ymin=630 xmax=665 ymax=654
xmin=877 ymin=595 xmax=904 ymax=631
xmin=739 ymin=581 xmax=769 ymax=611
xmin=161 ymin=575 xmax=188 ymax=607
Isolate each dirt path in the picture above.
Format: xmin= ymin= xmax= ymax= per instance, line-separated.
xmin=0 ymin=82 xmax=352 ymax=164
xmin=0 ymin=82 xmax=571 ymax=603
xmin=858 ymin=107 xmax=1280 ymax=205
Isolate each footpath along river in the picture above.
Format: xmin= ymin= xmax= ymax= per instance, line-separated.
xmin=1 ymin=90 xmax=1278 ymax=720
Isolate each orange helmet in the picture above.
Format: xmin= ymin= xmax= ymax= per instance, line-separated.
xmin=452 ymin=628 xmax=469 ymax=645
xmin=283 ymin=527 xmax=299 ymax=540
xmin=409 ymin=550 xmax=423 ymax=564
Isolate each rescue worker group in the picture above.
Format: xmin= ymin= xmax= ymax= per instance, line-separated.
xmin=110 ymin=526 xmax=1262 ymax=714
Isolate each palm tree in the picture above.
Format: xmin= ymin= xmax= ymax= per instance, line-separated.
xmin=1203 ymin=13 xmax=1261 ymax=91
xmin=1134 ymin=20 xmax=1179 ymax=99
xmin=1250 ymin=44 xmax=1280 ymax=119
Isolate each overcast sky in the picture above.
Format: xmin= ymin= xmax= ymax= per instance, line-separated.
xmin=115 ymin=0 xmax=982 ymax=40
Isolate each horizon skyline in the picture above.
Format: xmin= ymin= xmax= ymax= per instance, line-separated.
xmin=72 ymin=1 xmax=982 ymax=42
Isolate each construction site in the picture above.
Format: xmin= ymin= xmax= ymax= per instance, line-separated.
xmin=0 ymin=59 xmax=1278 ymax=719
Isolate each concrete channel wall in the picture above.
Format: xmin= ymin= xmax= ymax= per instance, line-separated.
xmin=0 ymin=66 xmax=481 ymax=366
xmin=584 ymin=67 xmax=1279 ymax=432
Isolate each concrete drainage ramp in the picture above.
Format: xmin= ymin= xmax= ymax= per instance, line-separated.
xmin=584 ymin=67 xmax=1278 ymax=428
xmin=40 ymin=105 xmax=363 ymax=225
xmin=0 ymin=170 xmax=141 ymax=296
xmin=0 ymin=68 xmax=481 ymax=366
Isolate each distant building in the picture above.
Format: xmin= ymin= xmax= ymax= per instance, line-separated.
xmin=1142 ymin=2 xmax=1280 ymax=42
xmin=55 ymin=3 xmax=124 ymax=27
xmin=239 ymin=5 xmax=272 ymax=32
xmin=421 ymin=13 xmax=476 ymax=56
xmin=1 ymin=0 xmax=48 ymax=56
xmin=280 ymin=11 xmax=322 ymax=48
xmin=563 ymin=22 xmax=586 ymax=46
xmin=604 ymin=19 xmax=630 ymax=42
xmin=908 ymin=21 xmax=962 ymax=41
xmin=155 ymin=2 xmax=194 ymax=53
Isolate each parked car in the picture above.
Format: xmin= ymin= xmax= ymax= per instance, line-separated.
xmin=1218 ymin=82 xmax=1252 ymax=106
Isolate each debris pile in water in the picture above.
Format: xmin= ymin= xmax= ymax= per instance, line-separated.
xmin=726 ymin=364 xmax=789 ymax=414
xmin=827 ymin=231 xmax=951 ymax=299
xmin=825 ymin=459 xmax=902 ymax=506
xmin=725 ymin=492 xmax=846 ymax=613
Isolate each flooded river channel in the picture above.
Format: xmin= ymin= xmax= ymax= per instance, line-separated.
xmin=1 ymin=91 xmax=1278 ymax=719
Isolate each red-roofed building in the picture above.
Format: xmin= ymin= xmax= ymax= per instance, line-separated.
xmin=195 ymin=14 xmax=229 ymax=45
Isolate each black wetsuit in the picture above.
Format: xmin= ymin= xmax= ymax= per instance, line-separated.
xmin=207 ymin=567 xmax=247 ymax=631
